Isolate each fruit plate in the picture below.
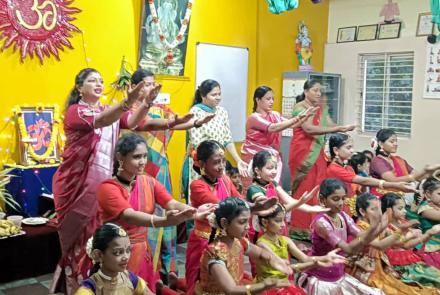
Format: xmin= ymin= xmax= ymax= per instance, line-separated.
xmin=22 ymin=217 xmax=48 ymax=226
xmin=0 ymin=230 xmax=26 ymax=239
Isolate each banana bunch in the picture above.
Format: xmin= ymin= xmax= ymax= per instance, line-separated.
xmin=0 ymin=220 xmax=21 ymax=237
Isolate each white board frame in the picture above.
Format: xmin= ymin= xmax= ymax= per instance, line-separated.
xmin=196 ymin=42 xmax=249 ymax=142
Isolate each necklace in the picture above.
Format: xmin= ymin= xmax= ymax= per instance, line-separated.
xmin=115 ymin=174 xmax=135 ymax=193
xmin=328 ymin=213 xmax=341 ymax=228
xmin=202 ymin=175 xmax=218 ymax=186
xmin=97 ymin=269 xmax=116 ymax=282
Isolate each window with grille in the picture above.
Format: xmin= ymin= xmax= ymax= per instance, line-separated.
xmin=358 ymin=52 xmax=414 ymax=137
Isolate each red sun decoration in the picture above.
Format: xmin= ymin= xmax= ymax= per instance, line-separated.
xmin=0 ymin=0 xmax=81 ymax=64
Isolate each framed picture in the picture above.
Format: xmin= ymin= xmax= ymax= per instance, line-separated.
xmin=17 ymin=107 xmax=58 ymax=165
xmin=417 ymin=12 xmax=434 ymax=36
xmin=378 ymin=22 xmax=401 ymax=39
xmin=138 ymin=0 xmax=191 ymax=76
xmin=337 ymin=26 xmax=357 ymax=43
xmin=356 ymin=24 xmax=378 ymax=41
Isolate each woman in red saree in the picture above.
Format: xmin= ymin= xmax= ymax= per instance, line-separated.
xmin=96 ymin=132 xmax=211 ymax=292
xmin=288 ymin=80 xmax=355 ymax=229
xmin=50 ymin=68 xmax=159 ymax=294
xmin=369 ymin=128 xmax=440 ymax=198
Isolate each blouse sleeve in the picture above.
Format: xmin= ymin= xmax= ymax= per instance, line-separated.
xmin=134 ymin=277 xmax=148 ymax=295
xmin=246 ymin=185 xmax=263 ymax=202
xmin=314 ymin=217 xmax=342 ymax=247
xmin=153 ymin=178 xmax=173 ymax=208
xmin=64 ymin=105 xmax=95 ymax=131
xmin=73 ymin=287 xmax=95 ymax=295
xmin=247 ymin=113 xmax=272 ymax=132
xmin=342 ymin=212 xmax=361 ymax=237
xmin=190 ymin=180 xmax=218 ymax=208
xmin=97 ymin=182 xmax=131 ymax=221
xmin=327 ymin=164 xmax=356 ymax=183
xmin=370 ymin=157 xmax=393 ymax=178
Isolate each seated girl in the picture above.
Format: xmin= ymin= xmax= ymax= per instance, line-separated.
xmin=298 ymin=178 xmax=385 ymax=295
xmin=349 ymin=152 xmax=370 ymax=178
xmin=76 ymin=223 xmax=151 ymax=295
xmin=347 ymin=193 xmax=437 ymax=294
xmin=195 ymin=197 xmax=292 ymax=295
xmin=326 ymin=133 xmax=415 ymax=216
xmin=417 ymin=175 xmax=440 ymax=269
xmin=256 ymin=203 xmax=346 ymax=295
xmin=382 ymin=192 xmax=440 ymax=288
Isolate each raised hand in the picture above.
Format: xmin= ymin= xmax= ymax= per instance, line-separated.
xmin=237 ymin=160 xmax=250 ymax=178
xmin=168 ymin=113 xmax=194 ymax=128
xmin=126 ymin=80 xmax=148 ymax=105
xmin=166 ymin=208 xmax=196 ymax=225
xmin=315 ymin=249 xmax=346 ymax=267
xmin=395 ymin=182 xmax=417 ymax=193
xmin=197 ymin=113 xmax=216 ymax=125
xmin=395 ymin=219 xmax=420 ymax=232
xmin=296 ymin=186 xmax=319 ymax=208
xmin=251 ymin=197 xmax=278 ymax=216
xmin=194 ymin=203 xmax=218 ymax=220
xmin=428 ymin=224 xmax=440 ymax=236
xmin=298 ymin=106 xmax=318 ymax=120
xmin=425 ymin=165 xmax=440 ymax=174
xmin=145 ymin=83 xmax=162 ymax=104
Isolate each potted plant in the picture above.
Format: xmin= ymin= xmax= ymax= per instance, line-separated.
xmin=0 ymin=168 xmax=20 ymax=213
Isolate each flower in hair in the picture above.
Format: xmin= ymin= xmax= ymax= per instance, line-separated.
xmin=86 ymin=236 xmax=95 ymax=261
xmin=207 ymin=212 xmax=218 ymax=229
xmin=370 ymin=137 xmax=378 ymax=150
xmin=191 ymin=149 xmax=200 ymax=168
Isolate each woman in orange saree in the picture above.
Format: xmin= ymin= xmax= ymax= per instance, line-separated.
xmin=288 ymin=80 xmax=355 ymax=230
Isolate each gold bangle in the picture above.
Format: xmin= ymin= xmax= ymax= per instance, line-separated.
xmin=245 ymin=284 xmax=251 ymax=295
xmin=292 ymin=263 xmax=299 ymax=272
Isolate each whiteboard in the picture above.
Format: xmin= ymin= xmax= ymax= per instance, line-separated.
xmin=196 ymin=43 xmax=249 ymax=142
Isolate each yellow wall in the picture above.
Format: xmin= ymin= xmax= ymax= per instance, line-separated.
xmin=0 ymin=0 xmax=328 ymax=199
xmin=257 ymin=0 xmax=329 ymax=112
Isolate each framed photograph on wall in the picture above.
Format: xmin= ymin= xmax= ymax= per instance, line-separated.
xmin=356 ymin=24 xmax=378 ymax=41
xmin=337 ymin=26 xmax=357 ymax=43
xmin=417 ymin=12 xmax=434 ymax=36
xmin=378 ymin=22 xmax=401 ymax=39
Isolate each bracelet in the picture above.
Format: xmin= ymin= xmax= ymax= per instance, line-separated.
xmin=378 ymin=180 xmax=385 ymax=189
xmin=245 ymin=284 xmax=251 ymax=295
xmin=292 ymin=263 xmax=300 ymax=272
xmin=150 ymin=215 xmax=155 ymax=228
xmin=194 ymin=119 xmax=202 ymax=128
xmin=121 ymin=99 xmax=130 ymax=112
xmin=311 ymin=257 xmax=317 ymax=265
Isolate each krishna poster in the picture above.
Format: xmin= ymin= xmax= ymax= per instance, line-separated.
xmin=138 ymin=0 xmax=193 ymax=76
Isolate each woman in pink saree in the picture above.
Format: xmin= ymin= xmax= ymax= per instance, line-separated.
xmin=50 ymin=68 xmax=159 ymax=294
xmin=240 ymin=86 xmax=314 ymax=193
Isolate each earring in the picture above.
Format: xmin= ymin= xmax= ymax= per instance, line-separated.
xmin=200 ymin=167 xmax=206 ymax=176
xmin=118 ymin=160 xmax=124 ymax=173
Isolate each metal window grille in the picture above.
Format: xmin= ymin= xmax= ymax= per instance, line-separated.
xmin=358 ymin=52 xmax=414 ymax=137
